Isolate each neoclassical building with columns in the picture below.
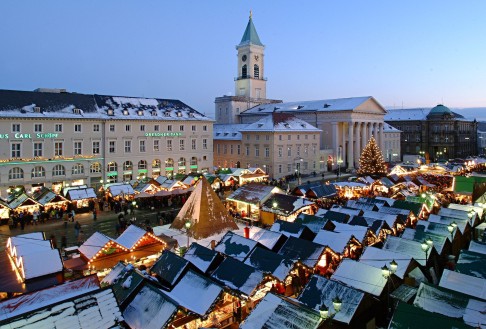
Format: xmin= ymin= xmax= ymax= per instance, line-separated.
xmin=215 ymin=14 xmax=389 ymax=171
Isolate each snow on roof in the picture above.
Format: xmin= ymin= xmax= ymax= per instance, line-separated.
xmin=456 ymin=250 xmax=486 ymax=280
xmin=298 ymin=275 xmax=365 ymax=324
xmin=415 ymin=220 xmax=457 ymax=242
xmin=333 ymin=181 xmax=368 ymax=188
xmin=331 ymin=222 xmax=368 ymax=243
xmin=239 ymin=113 xmax=321 ymax=132
xmin=359 ymin=246 xmax=412 ymax=279
xmin=269 ymin=220 xmax=309 ymax=239
xmin=2 ymin=287 xmax=122 ymax=329
xmin=439 ymin=269 xmax=486 ymax=300
xmin=123 ymin=284 xmax=178 ymax=329
xmin=211 ymin=256 xmax=264 ymax=297
xmin=385 ymin=108 xmax=431 ymax=121
xmin=438 ymin=208 xmax=472 ymax=222
xmin=244 ymin=247 xmax=293 ymax=281
xmin=332 ymin=259 xmax=387 ymax=297
xmin=22 ymin=249 xmax=63 ymax=279
xmin=214 ymin=231 xmax=258 ymax=259
xmin=0 ymin=275 xmax=100 ymax=322
xmin=79 ymin=232 xmax=117 ymax=260
xmin=166 ymin=269 xmax=222 ymax=316
xmin=249 ymin=227 xmax=285 ymax=251
xmin=242 ymin=96 xmax=374 ymax=115
xmin=67 ymin=187 xmax=97 ymax=200
xmin=183 ymin=243 xmax=219 ymax=274
xmin=383 ymin=122 xmax=401 ymax=132
xmin=428 ymin=214 xmax=469 ymax=234
xmin=278 ymin=237 xmax=325 ymax=268
xmin=313 ymin=230 xmax=351 ymax=253
xmin=469 ymin=241 xmax=486 ymax=255
xmin=115 ymin=224 xmax=147 ymax=250
xmin=213 ymin=124 xmax=245 ymax=140
xmin=330 ymin=205 xmax=361 ymax=218
xmin=448 ymin=203 xmax=484 ymax=221
xmin=414 ymin=282 xmax=486 ymax=328
xmin=227 ymin=184 xmax=282 ymax=205
xmin=108 ymin=184 xmax=135 ymax=197
xmin=151 ymin=251 xmax=190 ymax=287
xmin=101 ymin=262 xmax=127 ymax=286
xmin=240 ymin=293 xmax=321 ymax=329
xmin=383 ymin=236 xmax=430 ymax=266
xmin=361 ymin=210 xmax=398 ymax=228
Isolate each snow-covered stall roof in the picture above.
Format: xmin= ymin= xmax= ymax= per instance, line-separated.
xmin=277 ymin=236 xmax=325 ymax=269
xmin=123 ymin=283 xmax=178 ymax=329
xmin=183 ymin=243 xmax=220 ymax=274
xmin=270 ymin=219 xmax=314 ymax=240
xmin=151 ymin=250 xmax=190 ymax=288
xmin=330 ymin=205 xmax=362 ymax=217
xmin=298 ymin=275 xmax=365 ymax=325
xmin=107 ymin=183 xmax=135 ymax=197
xmin=313 ymin=230 xmax=351 ymax=254
xmin=439 ymin=269 xmax=486 ymax=300
xmin=0 ymin=275 xmax=100 ymax=322
xmin=469 ymin=241 xmax=486 ymax=255
xmin=383 ymin=236 xmax=432 ymax=266
xmin=66 ymin=187 xmax=97 ymax=200
xmin=115 ymin=224 xmax=165 ymax=250
xmin=101 ymin=262 xmax=128 ymax=286
xmin=456 ymin=250 xmax=486 ymax=280
xmin=448 ymin=203 xmax=484 ymax=221
xmin=214 ymin=231 xmax=259 ymax=259
xmin=332 ymin=259 xmax=387 ymax=297
xmin=244 ymin=247 xmax=294 ymax=282
xmin=166 ymin=269 xmax=223 ymax=316
xmin=226 ymin=183 xmax=282 ymax=205
xmin=331 ymin=221 xmax=368 ymax=243
xmin=439 ymin=207 xmax=475 ymax=223
xmin=401 ymin=228 xmax=448 ymax=255
xmin=79 ymin=232 xmax=127 ymax=261
xmin=0 ymin=286 xmax=122 ymax=329
xmin=34 ymin=189 xmax=68 ymax=205
xmin=428 ymin=214 xmax=469 ymax=234
xmin=359 ymin=246 xmax=413 ymax=279
xmin=211 ymin=256 xmax=264 ymax=297
xmin=240 ymin=293 xmax=322 ymax=329
xmin=249 ymin=227 xmax=287 ymax=251
xmin=261 ymin=193 xmax=314 ymax=216
xmin=22 ymin=249 xmax=63 ymax=280
xmin=294 ymin=214 xmax=329 ymax=235
xmin=8 ymin=194 xmax=40 ymax=209
xmin=414 ymin=282 xmax=486 ymax=328
xmin=414 ymin=220 xmax=458 ymax=242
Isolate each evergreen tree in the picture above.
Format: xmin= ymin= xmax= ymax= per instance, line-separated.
xmin=357 ymin=136 xmax=387 ymax=177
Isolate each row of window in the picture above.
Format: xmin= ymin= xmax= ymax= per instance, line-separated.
xmin=10 ymin=123 xmax=208 ymax=133
xmin=245 ymin=134 xmax=316 ymax=141
xmin=7 ymin=156 xmax=205 ymax=180
xmin=10 ymin=139 xmax=209 ymax=158
xmin=221 ymin=144 xmax=317 ymax=157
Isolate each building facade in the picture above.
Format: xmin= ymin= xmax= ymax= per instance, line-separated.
xmin=383 ymin=123 xmax=402 ymax=163
xmin=214 ymin=15 xmax=387 ymax=171
xmin=385 ymin=105 xmax=477 ymax=162
xmin=0 ymin=89 xmax=213 ymax=197
xmin=214 ymin=113 xmax=321 ymax=179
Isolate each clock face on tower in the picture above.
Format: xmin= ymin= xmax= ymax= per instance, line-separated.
xmin=242 ymin=55 xmax=247 ymax=62
xmin=254 ymin=55 xmax=259 ymax=61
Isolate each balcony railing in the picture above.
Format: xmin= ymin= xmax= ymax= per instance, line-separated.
xmin=234 ymin=76 xmax=267 ymax=81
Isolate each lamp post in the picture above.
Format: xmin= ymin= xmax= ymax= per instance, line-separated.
xmin=421 ymin=238 xmax=433 ymax=262
xmin=294 ymin=157 xmax=303 ymax=185
xmin=185 ymin=220 xmax=191 ymax=248
xmin=447 ymin=221 xmax=457 ymax=240
xmin=319 ymin=297 xmax=342 ymax=324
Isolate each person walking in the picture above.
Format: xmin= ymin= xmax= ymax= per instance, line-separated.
xmin=92 ymin=209 xmax=97 ymax=221
xmin=74 ymin=221 xmax=81 ymax=239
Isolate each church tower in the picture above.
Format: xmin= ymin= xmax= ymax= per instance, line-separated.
xmin=214 ymin=12 xmax=281 ymax=124
xmin=235 ymin=11 xmax=266 ymax=99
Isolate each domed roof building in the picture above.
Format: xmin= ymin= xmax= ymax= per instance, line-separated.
xmin=385 ymin=104 xmax=477 ymax=162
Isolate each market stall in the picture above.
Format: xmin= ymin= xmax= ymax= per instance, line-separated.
xmin=64 ymin=186 xmax=97 ymax=211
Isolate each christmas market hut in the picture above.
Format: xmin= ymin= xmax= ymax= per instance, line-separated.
xmin=183 ymin=243 xmax=223 ymax=274
xmin=64 ymin=185 xmax=97 ymax=211
xmin=401 ymin=227 xmax=451 ymax=269
xmin=439 ymin=269 xmax=486 ymax=301
xmin=468 ymin=240 xmax=486 ymax=255
xmin=77 ymin=232 xmax=128 ymax=271
xmin=298 ymin=275 xmax=375 ymax=328
xmin=115 ymin=224 xmax=166 ymax=253
xmin=294 ymin=213 xmax=334 ymax=235
xmin=32 ymin=187 xmax=69 ymax=211
xmin=270 ymin=219 xmax=316 ymax=241
xmin=105 ymin=182 xmax=135 ymax=199
xmin=348 ymin=216 xmax=393 ymax=242
xmin=291 ymin=181 xmax=337 ymax=200
xmin=214 ymin=231 xmax=260 ymax=260
xmin=439 ymin=207 xmax=480 ymax=227
xmin=428 ymin=214 xmax=471 ymax=250
xmin=244 ymin=247 xmax=294 ymax=285
xmin=261 ymin=193 xmax=315 ymax=224
xmin=413 ymin=282 xmax=486 ymax=328
xmin=360 ymin=246 xmax=418 ymax=282
xmin=170 ymin=176 xmax=238 ymax=239
xmin=8 ymin=193 xmax=42 ymax=214
xmin=151 ymin=250 xmax=192 ymax=290
xmin=248 ymin=227 xmax=288 ymax=252
xmin=455 ymin=250 xmax=486 ymax=279
xmin=313 ymin=229 xmax=363 ymax=260
xmin=240 ymin=293 xmax=322 ymax=329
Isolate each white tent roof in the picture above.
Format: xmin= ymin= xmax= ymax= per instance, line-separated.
xmin=360 ymin=246 xmax=412 ymax=279
xmin=22 ymin=249 xmax=63 ymax=280
xmin=108 ymin=184 xmax=135 ymax=196
xmin=115 ymin=225 xmax=147 ymax=250
xmin=332 ymin=259 xmax=387 ymax=297
xmin=439 ymin=269 xmax=486 ymax=300
xmin=67 ymin=187 xmax=97 ymax=200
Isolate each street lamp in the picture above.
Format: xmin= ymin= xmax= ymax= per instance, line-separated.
xmin=447 ymin=221 xmax=457 ymax=240
xmin=421 ymin=238 xmax=433 ymax=262
xmin=185 ymin=220 xmax=191 ymax=248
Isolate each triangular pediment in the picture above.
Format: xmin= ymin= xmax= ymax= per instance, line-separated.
xmin=354 ymin=97 xmax=387 ymax=114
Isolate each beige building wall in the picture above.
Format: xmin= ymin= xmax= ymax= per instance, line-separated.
xmin=383 ymin=130 xmax=402 ymax=162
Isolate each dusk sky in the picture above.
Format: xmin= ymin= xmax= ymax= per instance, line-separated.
xmin=1 ymin=1 xmax=485 ymax=118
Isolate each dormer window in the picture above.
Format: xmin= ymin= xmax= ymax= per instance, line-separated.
xmin=151 ymin=110 xmax=157 ymax=116
xmin=123 ymin=109 xmax=129 ymax=116
xmin=301 ymin=124 xmax=306 ymax=128
xmin=258 ymin=124 xmax=263 ymax=128
xmin=137 ymin=110 xmax=144 ymax=116
xmin=107 ymin=109 xmax=114 ymax=116
xmin=284 ymin=123 xmax=290 ymax=128
xmin=189 ymin=113 xmax=194 ymax=118
xmin=216 ymin=133 xmax=221 ymax=136
xmin=34 ymin=106 xmax=41 ymax=113
xmin=232 ymin=133 xmax=237 ymax=136
xmin=323 ymin=103 xmax=331 ymax=108
xmin=176 ymin=112 xmax=182 ymax=117
xmin=164 ymin=111 xmax=171 ymax=117
xmin=258 ymin=108 xmax=265 ymax=112
xmin=297 ymin=105 xmax=304 ymax=109
xmin=73 ymin=108 xmax=81 ymax=115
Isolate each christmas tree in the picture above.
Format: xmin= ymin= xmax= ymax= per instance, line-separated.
xmin=357 ymin=136 xmax=387 ymax=177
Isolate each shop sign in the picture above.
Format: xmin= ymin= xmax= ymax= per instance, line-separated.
xmin=0 ymin=132 xmax=61 ymax=139
xmin=138 ymin=169 xmax=148 ymax=173
xmin=190 ymin=165 xmax=198 ymax=169
xmin=165 ymin=167 xmax=174 ymax=170
xmin=106 ymin=171 xmax=118 ymax=177
xmin=144 ymin=132 xmax=182 ymax=137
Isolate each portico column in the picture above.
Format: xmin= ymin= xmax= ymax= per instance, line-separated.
xmin=367 ymin=123 xmax=373 ymax=145
xmin=354 ymin=122 xmax=360 ymax=165
xmin=342 ymin=122 xmax=346 ymax=165
xmin=348 ymin=122 xmax=354 ymax=169
xmin=379 ymin=123 xmax=385 ymax=152
xmin=372 ymin=122 xmax=378 ymax=141
xmin=361 ymin=122 xmax=367 ymax=154
xmin=332 ymin=122 xmax=339 ymax=165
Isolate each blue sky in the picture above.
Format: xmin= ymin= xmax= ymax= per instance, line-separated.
xmin=1 ymin=1 xmax=485 ymax=118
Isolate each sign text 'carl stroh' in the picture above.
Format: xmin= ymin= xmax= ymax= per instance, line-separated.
xmin=0 ymin=133 xmax=60 ymax=139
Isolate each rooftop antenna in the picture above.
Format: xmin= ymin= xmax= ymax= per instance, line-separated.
xmin=250 ymin=9 xmax=252 ymax=19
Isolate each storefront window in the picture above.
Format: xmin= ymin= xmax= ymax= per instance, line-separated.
xmin=53 ymin=165 xmax=65 ymax=176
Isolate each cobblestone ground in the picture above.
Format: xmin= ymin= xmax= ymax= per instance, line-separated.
xmin=0 ymin=207 xmax=180 ymax=251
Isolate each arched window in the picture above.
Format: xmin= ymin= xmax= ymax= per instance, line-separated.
xmin=123 ymin=161 xmax=133 ymax=171
xmin=72 ymin=163 xmax=84 ymax=175
xmin=254 ymin=64 xmax=259 ymax=79
xmin=107 ymin=162 xmax=117 ymax=172
xmin=138 ymin=160 xmax=147 ymax=169
xmin=31 ymin=166 xmax=46 ymax=178
xmin=9 ymin=167 xmax=24 ymax=180
xmin=165 ymin=158 xmax=174 ymax=167
xmin=52 ymin=165 xmax=65 ymax=176
xmin=190 ymin=157 xmax=197 ymax=166
xmin=241 ymin=64 xmax=247 ymax=78
xmin=90 ymin=162 xmax=101 ymax=173
xmin=178 ymin=157 xmax=186 ymax=167
xmin=152 ymin=159 xmax=161 ymax=169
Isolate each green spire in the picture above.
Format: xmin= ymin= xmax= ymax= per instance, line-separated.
xmin=239 ymin=11 xmax=263 ymax=47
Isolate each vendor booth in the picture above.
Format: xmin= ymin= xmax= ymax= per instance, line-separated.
xmin=64 ymin=186 xmax=97 ymax=211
